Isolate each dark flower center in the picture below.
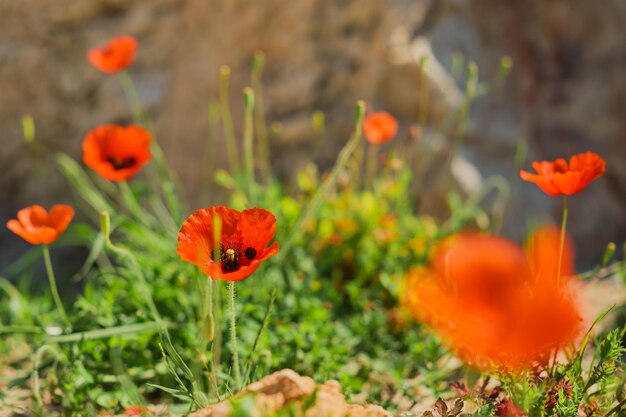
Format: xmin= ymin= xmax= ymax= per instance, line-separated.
xmin=245 ymin=247 xmax=257 ymax=260
xmin=107 ymin=156 xmax=136 ymax=171
xmin=212 ymin=244 xmax=257 ymax=272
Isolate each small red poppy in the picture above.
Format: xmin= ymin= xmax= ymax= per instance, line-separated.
xmin=88 ymin=35 xmax=138 ymax=74
xmin=6 ymin=205 xmax=74 ymax=245
xmin=363 ymin=111 xmax=398 ymax=145
xmin=177 ymin=206 xmax=279 ymax=282
xmin=82 ymin=124 xmax=152 ymax=181
xmin=520 ymin=152 xmax=605 ymax=196
xmin=123 ymin=405 xmax=145 ymax=416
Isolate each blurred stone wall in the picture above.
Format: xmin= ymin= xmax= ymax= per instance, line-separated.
xmin=1 ymin=0 xmax=624 ymax=270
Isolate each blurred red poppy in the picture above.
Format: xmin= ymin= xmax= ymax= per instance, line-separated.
xmin=363 ymin=111 xmax=398 ymax=145
xmin=177 ymin=206 xmax=279 ymax=282
xmin=88 ymin=35 xmax=138 ymax=74
xmin=123 ymin=405 xmax=145 ymax=416
xmin=7 ymin=205 xmax=74 ymax=245
xmin=402 ymin=226 xmax=582 ymax=372
xmin=496 ymin=399 xmax=527 ymax=417
xmin=82 ymin=124 xmax=152 ymax=181
xmin=520 ymin=152 xmax=605 ymax=196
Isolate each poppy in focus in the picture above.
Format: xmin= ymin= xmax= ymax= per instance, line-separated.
xmin=519 ymin=152 xmax=605 ymax=196
xmin=402 ymin=226 xmax=582 ymax=372
xmin=7 ymin=205 xmax=74 ymax=245
xmin=88 ymin=35 xmax=138 ymax=74
xmin=82 ymin=124 xmax=152 ymax=181
xmin=363 ymin=111 xmax=398 ymax=145
xmin=177 ymin=206 xmax=279 ymax=282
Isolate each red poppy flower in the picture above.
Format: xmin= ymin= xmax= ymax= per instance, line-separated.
xmin=402 ymin=226 xmax=582 ymax=372
xmin=363 ymin=111 xmax=398 ymax=145
xmin=177 ymin=206 xmax=279 ymax=282
xmin=82 ymin=124 xmax=152 ymax=181
xmin=87 ymin=35 xmax=138 ymax=74
xmin=6 ymin=205 xmax=74 ymax=245
xmin=519 ymin=152 xmax=605 ymax=196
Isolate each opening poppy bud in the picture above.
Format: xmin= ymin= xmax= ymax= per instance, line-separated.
xmin=202 ymin=312 xmax=215 ymax=342
xmin=252 ymin=51 xmax=265 ymax=72
xmin=243 ymin=87 xmax=255 ymax=110
xmin=601 ymin=242 xmax=616 ymax=267
xmin=22 ymin=115 xmax=35 ymax=143
xmin=312 ymin=110 xmax=325 ymax=135
xmin=100 ymin=211 xmax=111 ymax=245
xmin=220 ymin=65 xmax=231 ymax=80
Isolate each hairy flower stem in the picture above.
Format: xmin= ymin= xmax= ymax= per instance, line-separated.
xmin=228 ymin=282 xmax=242 ymax=390
xmin=42 ymin=245 xmax=71 ymax=332
xmin=557 ymin=196 xmax=569 ymax=287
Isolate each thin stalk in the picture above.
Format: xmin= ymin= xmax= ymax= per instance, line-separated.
xmin=219 ymin=66 xmax=239 ymax=172
xmin=118 ymin=181 xmax=149 ymax=224
xmin=418 ymin=55 xmax=429 ymax=128
xmin=118 ymin=71 xmax=182 ymax=223
xmin=365 ymin=143 xmax=378 ymax=190
xmin=449 ymin=61 xmax=478 ymax=161
xmin=119 ymin=71 xmax=145 ymax=126
xmin=228 ymin=282 xmax=242 ymax=390
xmin=557 ymin=196 xmax=569 ymax=286
xmin=243 ymin=286 xmax=276 ymax=384
xmin=42 ymin=245 xmax=71 ymax=331
xmin=212 ymin=276 xmax=222 ymax=380
xmin=251 ymin=51 xmax=271 ymax=181
xmin=243 ymin=87 xmax=255 ymax=200
xmin=279 ymin=101 xmax=366 ymax=259
xmin=202 ymin=278 xmax=215 ymax=342
xmin=602 ymin=398 xmax=626 ymax=417
xmin=100 ymin=212 xmax=162 ymax=324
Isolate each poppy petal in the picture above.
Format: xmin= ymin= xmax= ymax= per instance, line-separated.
xmin=48 ymin=205 xmax=75 ymax=233
xmin=240 ymin=208 xmax=278 ymax=255
xmin=88 ymin=36 xmax=138 ymax=74
xmin=82 ymin=124 xmax=152 ymax=181
xmin=521 ymin=152 xmax=605 ymax=196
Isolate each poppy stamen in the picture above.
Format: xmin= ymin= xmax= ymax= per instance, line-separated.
xmin=216 ymin=244 xmax=241 ymax=272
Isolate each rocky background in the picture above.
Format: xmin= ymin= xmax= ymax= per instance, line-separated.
xmin=1 ymin=0 xmax=625 ymax=271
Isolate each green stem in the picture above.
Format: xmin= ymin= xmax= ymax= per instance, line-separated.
xmin=243 ymin=87 xmax=255 ymax=200
xmin=244 ymin=286 xmax=276 ymax=383
xmin=212 ymin=276 xmax=222 ymax=379
xmin=202 ymin=278 xmax=215 ymax=342
xmin=118 ymin=181 xmax=148 ymax=223
xmin=118 ymin=71 xmax=182 ymax=223
xmin=279 ymin=101 xmax=366 ymax=260
xmin=118 ymin=71 xmax=145 ymax=126
xmin=228 ymin=282 xmax=242 ymax=390
xmin=220 ymin=66 xmax=239 ymax=173
xmin=42 ymin=245 xmax=71 ymax=331
xmin=251 ymin=52 xmax=270 ymax=181
xmin=100 ymin=212 xmax=162 ymax=324
xmin=557 ymin=196 xmax=569 ymax=286
xmin=365 ymin=143 xmax=378 ymax=190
